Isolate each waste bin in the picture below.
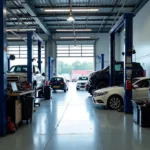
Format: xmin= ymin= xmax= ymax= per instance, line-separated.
xmin=132 ymin=100 xmax=143 ymax=124
xmin=44 ymin=86 xmax=51 ymax=100
xmin=22 ymin=96 xmax=34 ymax=124
xmin=138 ymin=105 xmax=150 ymax=127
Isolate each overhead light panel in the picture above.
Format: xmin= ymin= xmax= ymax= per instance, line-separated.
xmin=7 ymin=29 xmax=36 ymax=32
xmin=7 ymin=37 xmax=27 ymax=40
xmin=60 ymin=37 xmax=91 ymax=39
xmin=44 ymin=8 xmax=99 ymax=12
xmin=56 ymin=29 xmax=92 ymax=32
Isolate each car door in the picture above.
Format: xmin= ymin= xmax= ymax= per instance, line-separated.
xmin=133 ymin=79 xmax=150 ymax=101
xmin=34 ymin=66 xmax=42 ymax=88
xmin=115 ymin=63 xmax=124 ymax=85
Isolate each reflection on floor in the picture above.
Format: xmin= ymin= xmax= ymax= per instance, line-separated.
xmin=1 ymin=83 xmax=150 ymax=150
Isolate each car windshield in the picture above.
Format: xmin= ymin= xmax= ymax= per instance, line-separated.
xmin=51 ymin=77 xmax=64 ymax=82
xmin=119 ymin=79 xmax=140 ymax=87
xmin=8 ymin=66 xmax=27 ymax=73
xmin=78 ymin=77 xmax=88 ymax=80
xmin=132 ymin=79 xmax=139 ymax=84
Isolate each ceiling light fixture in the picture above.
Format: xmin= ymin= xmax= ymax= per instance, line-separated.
xmin=7 ymin=37 xmax=27 ymax=40
xmin=60 ymin=37 xmax=91 ymax=39
xmin=44 ymin=8 xmax=99 ymax=12
xmin=7 ymin=29 xmax=36 ymax=32
xmin=67 ymin=15 xmax=75 ymax=22
xmin=56 ymin=29 xmax=92 ymax=32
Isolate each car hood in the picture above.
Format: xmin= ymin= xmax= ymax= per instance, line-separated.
xmin=77 ymin=80 xmax=88 ymax=83
xmin=95 ymin=86 xmax=123 ymax=93
xmin=7 ymin=72 xmax=27 ymax=77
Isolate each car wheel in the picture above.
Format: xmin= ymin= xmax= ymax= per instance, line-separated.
xmin=89 ymin=87 xmax=93 ymax=95
xmin=76 ymin=88 xmax=79 ymax=90
xmin=64 ymin=89 xmax=66 ymax=92
xmin=108 ymin=95 xmax=122 ymax=110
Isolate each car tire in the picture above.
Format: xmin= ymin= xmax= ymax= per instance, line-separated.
xmin=107 ymin=95 xmax=123 ymax=110
xmin=89 ymin=87 xmax=93 ymax=95
xmin=76 ymin=88 xmax=79 ymax=90
xmin=64 ymin=89 xmax=66 ymax=92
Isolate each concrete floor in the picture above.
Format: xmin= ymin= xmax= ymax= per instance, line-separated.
xmin=1 ymin=83 xmax=150 ymax=150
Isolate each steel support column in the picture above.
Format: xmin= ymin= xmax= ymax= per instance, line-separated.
xmin=124 ymin=15 xmax=133 ymax=113
xmin=38 ymin=41 xmax=42 ymax=72
xmin=109 ymin=33 xmax=115 ymax=86
xmin=8 ymin=58 xmax=10 ymax=71
xmin=101 ymin=54 xmax=104 ymax=70
xmin=0 ymin=0 xmax=7 ymax=136
xmin=27 ymin=31 xmax=33 ymax=84
xmin=48 ymin=57 xmax=51 ymax=80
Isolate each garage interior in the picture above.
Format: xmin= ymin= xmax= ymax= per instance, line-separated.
xmin=1 ymin=0 xmax=150 ymax=150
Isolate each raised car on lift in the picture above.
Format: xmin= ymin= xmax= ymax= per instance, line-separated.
xmin=87 ymin=61 xmax=145 ymax=95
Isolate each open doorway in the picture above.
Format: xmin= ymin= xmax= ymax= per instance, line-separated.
xmin=56 ymin=44 xmax=94 ymax=81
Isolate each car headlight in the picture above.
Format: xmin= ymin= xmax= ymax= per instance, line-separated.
xmin=19 ymin=77 xmax=27 ymax=82
xmin=94 ymin=91 xmax=108 ymax=97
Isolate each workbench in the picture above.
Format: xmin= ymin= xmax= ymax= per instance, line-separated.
xmin=7 ymin=90 xmax=35 ymax=128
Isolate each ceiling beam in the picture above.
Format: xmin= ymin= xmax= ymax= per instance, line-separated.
xmin=7 ymin=18 xmax=119 ymax=23
xmin=46 ymin=23 xmax=112 ymax=26
xmin=7 ymin=12 xmax=122 ymax=18
xmin=133 ymin=0 xmax=149 ymax=14
xmin=8 ymin=5 xmax=135 ymax=10
xmin=18 ymin=0 xmax=51 ymax=36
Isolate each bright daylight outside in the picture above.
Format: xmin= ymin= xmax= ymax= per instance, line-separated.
xmin=56 ymin=44 xmax=94 ymax=81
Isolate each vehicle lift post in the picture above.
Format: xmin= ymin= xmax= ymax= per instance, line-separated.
xmin=38 ymin=41 xmax=42 ymax=72
xmin=48 ymin=57 xmax=55 ymax=80
xmin=0 ymin=0 xmax=7 ymax=136
xmin=109 ymin=13 xmax=134 ymax=113
xmin=27 ymin=31 xmax=43 ymax=85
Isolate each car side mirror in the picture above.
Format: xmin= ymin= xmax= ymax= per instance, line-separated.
xmin=133 ymin=85 xmax=138 ymax=89
xmin=42 ymin=73 xmax=46 ymax=76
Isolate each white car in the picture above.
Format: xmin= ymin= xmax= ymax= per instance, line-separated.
xmin=76 ymin=76 xmax=88 ymax=90
xmin=7 ymin=65 xmax=45 ymax=89
xmin=93 ymin=77 xmax=150 ymax=110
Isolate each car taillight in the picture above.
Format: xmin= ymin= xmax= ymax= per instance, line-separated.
xmin=143 ymin=70 xmax=146 ymax=77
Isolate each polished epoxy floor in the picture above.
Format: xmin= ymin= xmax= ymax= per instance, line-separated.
xmin=1 ymin=83 xmax=150 ymax=150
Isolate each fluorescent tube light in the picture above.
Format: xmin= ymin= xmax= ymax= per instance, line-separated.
xmin=44 ymin=8 xmax=99 ymax=12
xmin=56 ymin=29 xmax=92 ymax=32
xmin=7 ymin=37 xmax=26 ymax=40
xmin=60 ymin=37 xmax=91 ymax=39
xmin=7 ymin=29 xmax=36 ymax=32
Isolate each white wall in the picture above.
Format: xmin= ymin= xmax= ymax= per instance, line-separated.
xmin=53 ymin=33 xmax=120 ymax=71
xmin=119 ymin=1 xmax=150 ymax=76
xmin=133 ymin=0 xmax=150 ymax=76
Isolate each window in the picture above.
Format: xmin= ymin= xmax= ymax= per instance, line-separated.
xmin=115 ymin=64 xmax=123 ymax=71
xmin=78 ymin=77 xmax=88 ymax=80
xmin=57 ymin=45 xmax=94 ymax=57
xmin=9 ymin=66 xmax=27 ymax=73
xmin=136 ymin=79 xmax=150 ymax=88
xmin=7 ymin=45 xmax=45 ymax=59
xmin=51 ymin=77 xmax=64 ymax=82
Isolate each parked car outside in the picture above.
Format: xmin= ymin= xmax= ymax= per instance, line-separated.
xmin=93 ymin=77 xmax=150 ymax=110
xmin=76 ymin=76 xmax=88 ymax=90
xmin=88 ymin=61 xmax=145 ymax=95
xmin=7 ymin=65 xmax=45 ymax=89
xmin=50 ymin=77 xmax=69 ymax=92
